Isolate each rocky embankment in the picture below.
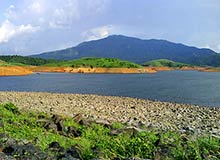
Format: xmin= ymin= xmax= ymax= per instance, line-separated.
xmin=1 ymin=65 xmax=219 ymax=77
xmin=25 ymin=66 xmax=218 ymax=74
xmin=0 ymin=92 xmax=219 ymax=136
xmin=25 ymin=66 xmax=157 ymax=73
xmin=0 ymin=66 xmax=32 ymax=76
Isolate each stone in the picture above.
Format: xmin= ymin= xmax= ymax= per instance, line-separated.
xmin=0 ymin=152 xmax=16 ymax=160
xmin=37 ymin=119 xmax=50 ymax=127
xmin=46 ymin=123 xmax=58 ymax=131
xmin=48 ymin=142 xmax=61 ymax=149
xmin=5 ymin=144 xmax=48 ymax=159
xmin=111 ymin=127 xmax=142 ymax=136
xmin=95 ymin=119 xmax=111 ymax=128
xmin=67 ymin=126 xmax=82 ymax=137
xmin=73 ymin=113 xmax=83 ymax=123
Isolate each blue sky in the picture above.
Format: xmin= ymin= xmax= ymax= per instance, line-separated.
xmin=0 ymin=0 xmax=219 ymax=55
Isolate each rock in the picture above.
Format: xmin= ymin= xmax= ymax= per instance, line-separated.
xmin=58 ymin=146 xmax=81 ymax=159
xmin=44 ymin=115 xmax=65 ymax=132
xmin=1 ymin=91 xmax=220 ymax=136
xmin=182 ymin=126 xmax=194 ymax=133
xmin=73 ymin=113 xmax=83 ymax=123
xmin=45 ymin=123 xmax=58 ymax=131
xmin=0 ymin=152 xmax=16 ymax=160
xmin=37 ymin=119 xmax=50 ymax=127
xmin=56 ymin=120 xmax=65 ymax=132
xmin=67 ymin=126 xmax=82 ymax=137
xmin=3 ymin=143 xmax=48 ymax=159
xmin=0 ymin=133 xmax=7 ymax=140
xmin=52 ymin=114 xmax=63 ymax=124
xmin=2 ymin=146 xmax=14 ymax=155
xmin=5 ymin=138 xmax=17 ymax=146
xmin=49 ymin=142 xmax=61 ymax=149
xmin=111 ymin=127 xmax=143 ymax=136
xmin=48 ymin=143 xmax=80 ymax=159
xmin=95 ymin=119 xmax=111 ymax=128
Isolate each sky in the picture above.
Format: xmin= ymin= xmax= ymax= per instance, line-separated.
xmin=0 ymin=0 xmax=219 ymax=55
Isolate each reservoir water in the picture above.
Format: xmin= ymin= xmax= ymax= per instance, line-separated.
xmin=1 ymin=70 xmax=220 ymax=107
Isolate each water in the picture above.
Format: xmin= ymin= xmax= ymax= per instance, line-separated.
xmin=1 ymin=70 xmax=220 ymax=107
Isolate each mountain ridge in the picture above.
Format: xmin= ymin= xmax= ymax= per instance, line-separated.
xmin=31 ymin=35 xmax=220 ymax=66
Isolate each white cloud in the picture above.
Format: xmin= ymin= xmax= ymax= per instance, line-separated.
xmin=82 ymin=25 xmax=114 ymax=41
xmin=84 ymin=0 xmax=110 ymax=15
xmin=0 ymin=20 xmax=39 ymax=43
xmin=0 ymin=0 xmax=111 ymax=54
xmin=4 ymin=0 xmax=110 ymax=29
xmin=48 ymin=0 xmax=80 ymax=28
xmin=28 ymin=1 xmax=43 ymax=13
xmin=5 ymin=4 xmax=17 ymax=20
xmin=217 ymin=44 xmax=220 ymax=51
xmin=203 ymin=45 xmax=211 ymax=49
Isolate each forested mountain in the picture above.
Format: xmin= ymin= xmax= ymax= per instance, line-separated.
xmin=31 ymin=35 xmax=220 ymax=66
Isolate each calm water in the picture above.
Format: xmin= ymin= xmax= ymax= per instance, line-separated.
xmin=1 ymin=71 xmax=220 ymax=107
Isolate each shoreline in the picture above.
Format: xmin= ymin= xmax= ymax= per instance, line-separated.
xmin=0 ymin=66 xmax=32 ymax=76
xmin=1 ymin=66 xmax=220 ymax=76
xmin=0 ymin=91 xmax=219 ymax=136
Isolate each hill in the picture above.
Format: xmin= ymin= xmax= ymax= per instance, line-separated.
xmin=0 ymin=59 xmax=25 ymax=66
xmin=143 ymin=59 xmax=190 ymax=67
xmin=0 ymin=60 xmax=7 ymax=66
xmin=44 ymin=57 xmax=142 ymax=68
xmin=31 ymin=35 xmax=220 ymax=66
xmin=0 ymin=55 xmax=58 ymax=66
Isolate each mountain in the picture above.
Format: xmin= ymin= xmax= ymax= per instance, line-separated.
xmin=31 ymin=35 xmax=220 ymax=66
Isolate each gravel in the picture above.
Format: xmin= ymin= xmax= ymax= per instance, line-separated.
xmin=0 ymin=91 xmax=220 ymax=135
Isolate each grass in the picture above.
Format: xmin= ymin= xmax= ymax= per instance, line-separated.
xmin=0 ymin=59 xmax=26 ymax=66
xmin=143 ymin=59 xmax=191 ymax=67
xmin=0 ymin=56 xmax=143 ymax=68
xmin=0 ymin=103 xmax=220 ymax=159
xmin=43 ymin=57 xmax=143 ymax=68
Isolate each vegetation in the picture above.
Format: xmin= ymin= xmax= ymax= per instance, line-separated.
xmin=0 ymin=103 xmax=220 ymax=159
xmin=143 ymin=59 xmax=191 ymax=67
xmin=0 ymin=60 xmax=7 ymax=66
xmin=44 ymin=57 xmax=143 ymax=68
xmin=0 ymin=55 xmax=58 ymax=66
xmin=0 ymin=56 xmax=142 ymax=68
xmin=0 ymin=59 xmax=25 ymax=66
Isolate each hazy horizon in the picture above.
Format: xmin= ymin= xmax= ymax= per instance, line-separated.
xmin=0 ymin=0 xmax=219 ymax=55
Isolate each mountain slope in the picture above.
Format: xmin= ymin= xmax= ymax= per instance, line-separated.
xmin=31 ymin=35 xmax=219 ymax=66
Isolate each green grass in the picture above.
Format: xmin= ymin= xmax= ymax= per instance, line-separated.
xmin=0 ymin=60 xmax=7 ymax=66
xmin=143 ymin=59 xmax=191 ymax=67
xmin=0 ymin=103 xmax=220 ymax=159
xmin=43 ymin=57 xmax=143 ymax=68
xmin=0 ymin=60 xmax=26 ymax=66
